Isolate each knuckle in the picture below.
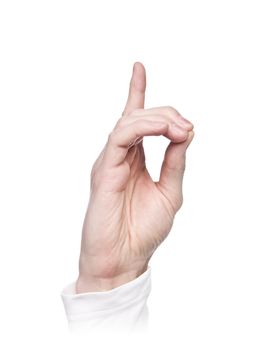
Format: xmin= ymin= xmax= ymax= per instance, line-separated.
xmin=177 ymin=158 xmax=186 ymax=173
xmin=107 ymin=131 xmax=115 ymax=143
xmin=165 ymin=105 xmax=179 ymax=116
xmin=114 ymin=117 xmax=125 ymax=128
xmin=177 ymin=195 xmax=184 ymax=210
xmin=132 ymin=118 xmax=141 ymax=126
xmin=108 ymin=128 xmax=121 ymax=144
xmin=131 ymin=108 xmax=144 ymax=115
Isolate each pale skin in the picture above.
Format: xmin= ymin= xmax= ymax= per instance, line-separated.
xmin=76 ymin=62 xmax=194 ymax=293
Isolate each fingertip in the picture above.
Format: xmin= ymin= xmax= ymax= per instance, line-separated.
xmin=186 ymin=122 xmax=194 ymax=131
xmin=132 ymin=62 xmax=146 ymax=92
xmin=133 ymin=61 xmax=145 ymax=73
xmin=123 ymin=62 xmax=146 ymax=116
xmin=180 ymin=117 xmax=194 ymax=130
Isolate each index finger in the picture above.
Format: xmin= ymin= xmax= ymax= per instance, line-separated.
xmin=103 ymin=118 xmax=188 ymax=168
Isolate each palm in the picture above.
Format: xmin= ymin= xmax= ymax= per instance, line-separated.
xmin=118 ymin=144 xmax=176 ymax=257
xmin=81 ymin=141 xmax=179 ymax=275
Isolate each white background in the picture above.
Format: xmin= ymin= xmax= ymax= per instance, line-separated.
xmin=0 ymin=0 xmax=262 ymax=349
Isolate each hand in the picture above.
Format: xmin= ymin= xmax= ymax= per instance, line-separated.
xmin=76 ymin=62 xmax=194 ymax=292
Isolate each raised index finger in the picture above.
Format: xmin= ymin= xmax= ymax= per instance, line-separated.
xmin=122 ymin=62 xmax=146 ymax=116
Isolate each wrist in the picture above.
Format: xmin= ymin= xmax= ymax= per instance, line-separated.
xmin=76 ymin=262 xmax=148 ymax=293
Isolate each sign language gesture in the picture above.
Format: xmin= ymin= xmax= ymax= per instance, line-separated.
xmin=76 ymin=62 xmax=194 ymax=292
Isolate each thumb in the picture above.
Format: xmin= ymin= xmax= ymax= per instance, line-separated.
xmin=158 ymin=131 xmax=195 ymax=207
xmin=122 ymin=62 xmax=146 ymax=116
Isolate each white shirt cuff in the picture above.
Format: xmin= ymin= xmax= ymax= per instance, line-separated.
xmin=61 ymin=266 xmax=151 ymax=333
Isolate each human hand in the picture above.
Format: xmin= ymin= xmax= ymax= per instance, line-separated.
xmin=76 ymin=62 xmax=194 ymax=292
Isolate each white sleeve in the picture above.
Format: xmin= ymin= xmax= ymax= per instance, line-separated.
xmin=61 ymin=266 xmax=151 ymax=334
